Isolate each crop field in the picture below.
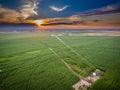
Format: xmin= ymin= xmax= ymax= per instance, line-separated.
xmin=0 ymin=31 xmax=120 ymax=90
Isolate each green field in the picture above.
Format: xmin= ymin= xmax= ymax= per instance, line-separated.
xmin=0 ymin=31 xmax=120 ymax=90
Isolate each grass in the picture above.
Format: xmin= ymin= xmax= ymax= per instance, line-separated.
xmin=60 ymin=36 xmax=120 ymax=90
xmin=0 ymin=32 xmax=79 ymax=90
xmin=60 ymin=36 xmax=120 ymax=70
xmin=0 ymin=31 xmax=120 ymax=90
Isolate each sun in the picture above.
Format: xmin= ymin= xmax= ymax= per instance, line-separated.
xmin=35 ymin=20 xmax=43 ymax=26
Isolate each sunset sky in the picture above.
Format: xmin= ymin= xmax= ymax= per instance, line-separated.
xmin=0 ymin=0 xmax=120 ymax=29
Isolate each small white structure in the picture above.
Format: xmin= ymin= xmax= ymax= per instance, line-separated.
xmin=92 ymin=72 xmax=97 ymax=76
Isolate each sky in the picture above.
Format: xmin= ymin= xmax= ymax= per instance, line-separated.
xmin=0 ymin=0 xmax=120 ymax=29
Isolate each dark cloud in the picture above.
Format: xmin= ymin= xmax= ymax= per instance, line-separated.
xmin=41 ymin=16 xmax=86 ymax=26
xmin=40 ymin=12 xmax=120 ymax=27
xmin=41 ymin=21 xmax=85 ymax=26
xmin=92 ymin=20 xmax=100 ymax=22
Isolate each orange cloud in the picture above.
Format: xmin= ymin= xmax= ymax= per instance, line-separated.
xmin=39 ymin=13 xmax=120 ymax=28
xmin=0 ymin=6 xmax=37 ymax=24
xmin=0 ymin=7 xmax=22 ymax=23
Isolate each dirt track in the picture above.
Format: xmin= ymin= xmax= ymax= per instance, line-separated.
xmin=49 ymin=48 xmax=102 ymax=90
xmin=49 ymin=35 xmax=104 ymax=90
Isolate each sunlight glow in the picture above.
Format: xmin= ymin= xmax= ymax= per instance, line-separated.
xmin=35 ymin=20 xmax=43 ymax=26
